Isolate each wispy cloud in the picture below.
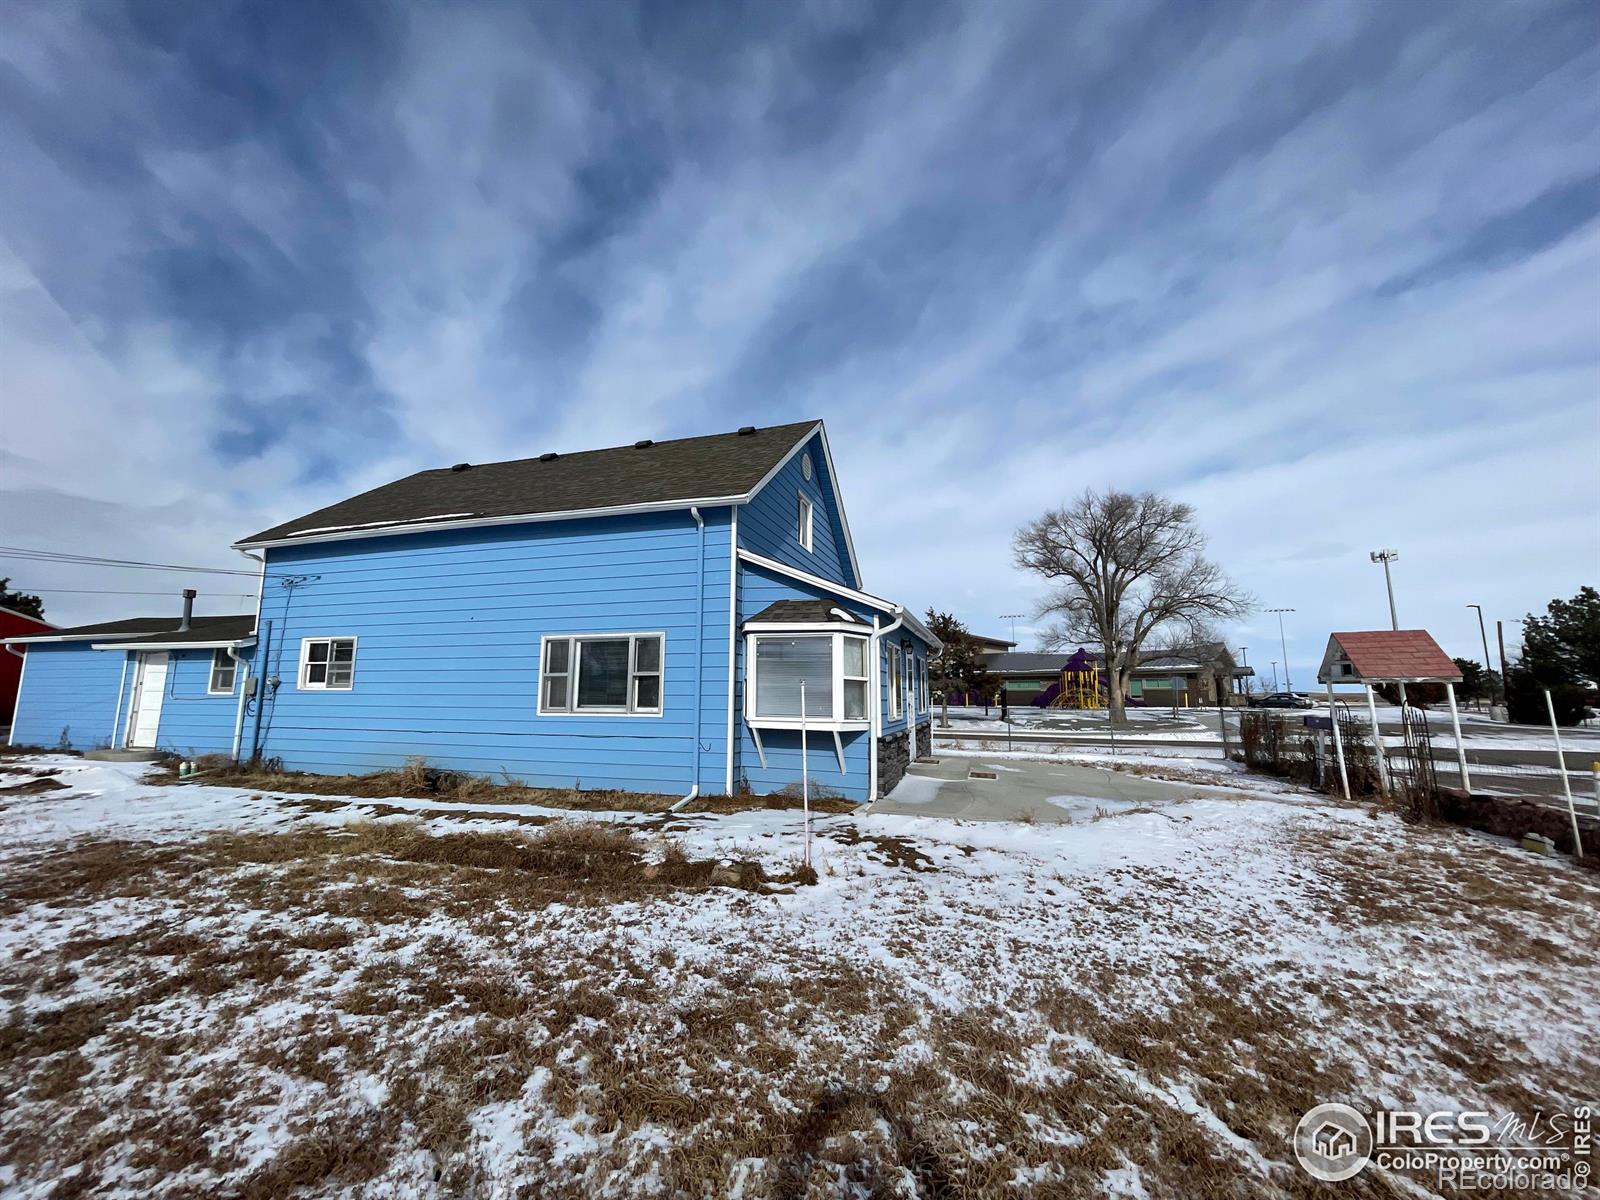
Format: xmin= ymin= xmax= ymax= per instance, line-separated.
xmin=1 ymin=0 xmax=1595 ymax=679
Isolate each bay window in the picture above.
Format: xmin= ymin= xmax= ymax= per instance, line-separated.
xmin=746 ymin=631 xmax=871 ymax=729
xmin=540 ymin=633 xmax=664 ymax=715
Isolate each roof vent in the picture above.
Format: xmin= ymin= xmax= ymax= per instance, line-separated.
xmin=450 ymin=462 xmax=472 ymax=472
xmin=737 ymin=425 xmax=757 ymax=435
xmin=634 ymin=439 xmax=654 ymax=449
xmin=539 ymin=452 xmax=559 ymax=462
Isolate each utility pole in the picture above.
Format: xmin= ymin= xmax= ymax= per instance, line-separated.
xmin=1239 ymin=646 xmax=1249 ymax=696
xmin=1370 ymin=549 xmax=1400 ymax=630
xmin=1497 ymin=620 xmax=1511 ymax=716
xmin=1267 ymin=608 xmax=1294 ymax=691
xmin=1467 ymin=604 xmax=1499 ymax=715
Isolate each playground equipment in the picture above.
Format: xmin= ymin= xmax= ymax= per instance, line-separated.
xmin=1035 ymin=648 xmax=1103 ymax=709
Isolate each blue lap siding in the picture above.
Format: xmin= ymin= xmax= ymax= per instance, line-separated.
xmin=153 ymin=648 xmax=245 ymax=757
xmin=9 ymin=643 xmax=128 ymax=751
xmin=736 ymin=431 xmax=857 ymax=588
xmin=249 ymin=509 xmax=733 ymax=794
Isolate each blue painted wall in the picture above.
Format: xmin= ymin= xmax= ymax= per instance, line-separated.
xmin=249 ymin=509 xmax=733 ymax=794
xmin=9 ymin=643 xmax=128 ymax=751
xmin=153 ymin=647 xmax=245 ymax=757
xmin=738 ymin=430 xmax=857 ymax=589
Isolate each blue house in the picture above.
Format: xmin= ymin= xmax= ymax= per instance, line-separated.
xmin=6 ymin=421 xmax=938 ymax=802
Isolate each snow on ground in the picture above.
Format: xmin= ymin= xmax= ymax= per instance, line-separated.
xmin=1 ymin=753 xmax=1596 ymax=1197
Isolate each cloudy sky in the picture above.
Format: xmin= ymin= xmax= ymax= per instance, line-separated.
xmin=3 ymin=0 xmax=1597 ymax=684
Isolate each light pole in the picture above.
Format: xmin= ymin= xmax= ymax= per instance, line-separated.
xmin=1239 ymin=646 xmax=1249 ymax=696
xmin=1369 ymin=549 xmax=1400 ymax=630
xmin=998 ymin=613 xmax=1024 ymax=646
xmin=1267 ymin=608 xmax=1294 ymax=691
xmin=1467 ymin=604 xmax=1499 ymax=713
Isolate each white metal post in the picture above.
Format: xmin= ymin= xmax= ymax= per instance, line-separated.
xmin=1445 ymin=682 xmax=1471 ymax=794
xmin=1365 ymin=685 xmax=1390 ymax=796
xmin=799 ymin=681 xmax=812 ymax=868
xmin=1546 ymin=689 xmax=1583 ymax=860
xmin=1327 ymin=681 xmax=1349 ymax=800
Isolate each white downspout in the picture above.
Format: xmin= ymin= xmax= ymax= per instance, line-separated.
xmin=671 ymin=507 xmax=706 ymax=812
xmin=4 ymin=644 xmax=24 ymax=747
xmin=228 ymin=643 xmax=250 ymax=762
xmin=871 ymin=607 xmax=907 ymax=802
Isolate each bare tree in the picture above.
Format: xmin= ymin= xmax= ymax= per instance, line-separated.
xmin=1014 ymin=490 xmax=1252 ymax=725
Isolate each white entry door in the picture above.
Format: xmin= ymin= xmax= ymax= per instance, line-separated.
xmin=126 ymin=652 xmax=169 ymax=748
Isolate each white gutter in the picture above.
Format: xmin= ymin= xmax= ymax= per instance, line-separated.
xmin=733 ymin=549 xmax=942 ymax=650
xmin=88 ymin=639 xmax=256 ymax=651
xmin=3 ymin=633 xmax=148 ymax=645
xmin=671 ymin=506 xmax=706 ymax=812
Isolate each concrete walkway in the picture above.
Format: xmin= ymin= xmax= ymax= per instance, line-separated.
xmin=867 ymin=756 xmax=1216 ymax=823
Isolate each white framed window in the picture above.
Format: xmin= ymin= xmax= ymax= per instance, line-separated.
xmin=915 ymin=656 xmax=927 ymax=713
xmin=299 ymin=637 xmax=356 ymax=690
xmin=540 ymin=633 xmax=663 ymax=716
xmin=745 ymin=632 xmax=871 ymax=729
xmin=208 ymin=649 xmax=238 ymax=696
xmin=797 ymin=493 xmax=814 ymax=552
xmin=801 ymin=453 xmax=813 ymax=481
xmin=887 ymin=646 xmax=903 ymax=720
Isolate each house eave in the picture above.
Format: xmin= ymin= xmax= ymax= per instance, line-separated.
xmin=234 ymin=495 xmax=753 ymax=550
xmin=88 ymin=638 xmax=257 ymax=652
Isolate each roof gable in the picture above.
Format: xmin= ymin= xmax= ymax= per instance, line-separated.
xmin=237 ymin=421 xmax=821 ymax=547
xmin=1318 ymin=630 xmax=1461 ymax=683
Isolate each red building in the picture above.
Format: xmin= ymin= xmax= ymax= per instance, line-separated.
xmin=0 ymin=605 xmax=57 ymax=726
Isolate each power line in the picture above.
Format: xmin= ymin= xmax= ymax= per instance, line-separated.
xmin=19 ymin=587 xmax=259 ymax=597
xmin=0 ymin=544 xmax=257 ymax=577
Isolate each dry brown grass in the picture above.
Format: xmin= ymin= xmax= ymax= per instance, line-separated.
xmin=155 ymin=755 xmax=859 ymax=815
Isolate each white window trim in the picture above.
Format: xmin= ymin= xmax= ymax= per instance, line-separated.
xmin=207 ymin=648 xmax=238 ymax=696
xmin=744 ymin=630 xmax=870 ymax=732
xmin=797 ymin=493 xmax=814 ymax=553
xmin=298 ymin=636 xmax=358 ymax=691
xmin=888 ymin=646 xmax=903 ymax=721
xmin=537 ymin=632 xmax=665 ymax=718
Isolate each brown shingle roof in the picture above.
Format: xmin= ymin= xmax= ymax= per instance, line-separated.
xmin=237 ymin=421 xmax=820 ymax=545
xmin=745 ymin=600 xmax=865 ymax=626
xmin=3 ymin=615 xmax=256 ymax=645
xmin=1328 ymin=630 xmax=1461 ymax=682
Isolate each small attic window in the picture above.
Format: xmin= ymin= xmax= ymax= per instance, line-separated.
xmin=801 ymin=453 xmax=813 ymax=481
xmin=797 ymin=494 xmax=814 ymax=552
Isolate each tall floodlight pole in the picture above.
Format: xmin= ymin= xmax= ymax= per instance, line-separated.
xmin=1370 ymin=549 xmax=1404 ymax=707
xmin=999 ymin=613 xmax=1024 ymax=646
xmin=1267 ymin=609 xmax=1294 ymax=691
xmin=1370 ymin=550 xmax=1400 ymax=630
xmin=1467 ymin=604 xmax=1499 ymax=714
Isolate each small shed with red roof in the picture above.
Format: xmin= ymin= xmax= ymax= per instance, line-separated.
xmin=1317 ymin=630 xmax=1463 ymax=686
